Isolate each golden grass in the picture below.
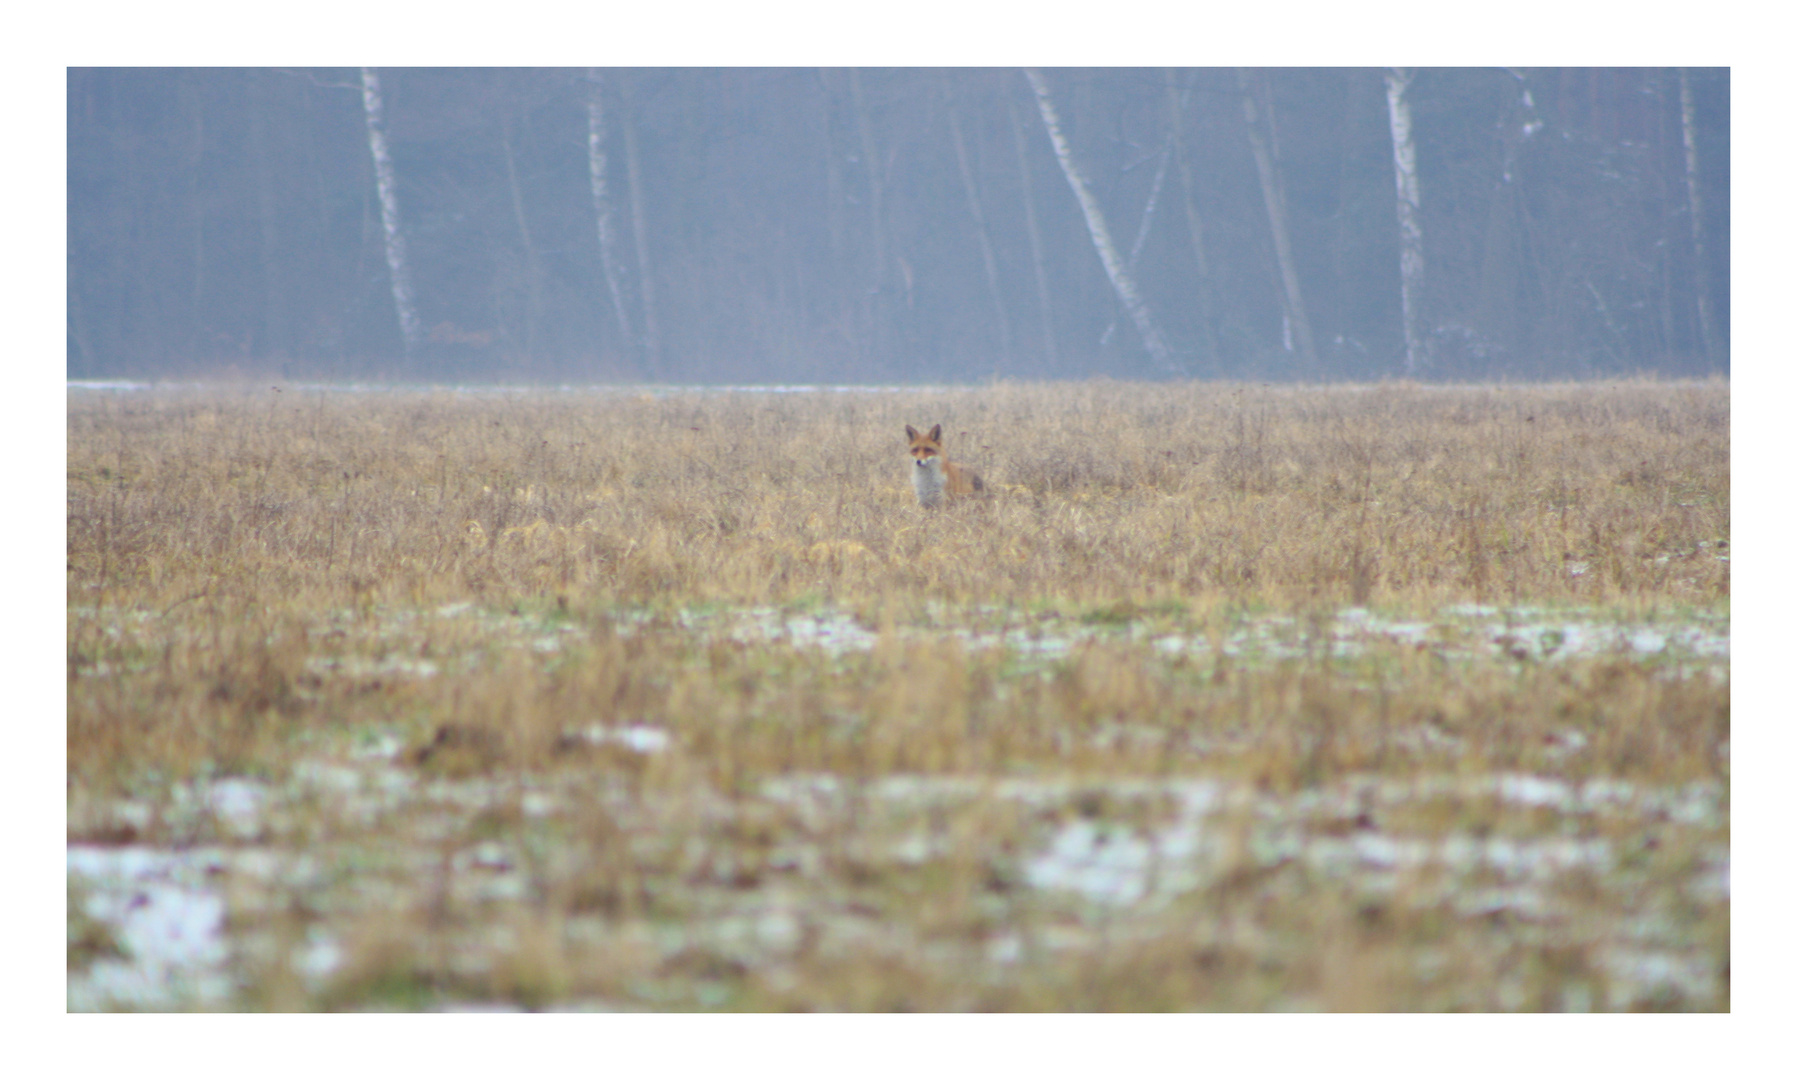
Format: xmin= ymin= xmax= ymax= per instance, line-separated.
xmin=67 ymin=379 xmax=1728 ymax=1012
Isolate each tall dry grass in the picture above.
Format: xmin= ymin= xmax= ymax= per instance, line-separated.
xmin=69 ymin=379 xmax=1727 ymax=613
xmin=67 ymin=380 xmax=1729 ymax=1011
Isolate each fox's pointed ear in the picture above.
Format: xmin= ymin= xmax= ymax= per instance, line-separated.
xmin=929 ymin=424 xmax=943 ymax=442
xmin=905 ymin=425 xmax=919 ymax=441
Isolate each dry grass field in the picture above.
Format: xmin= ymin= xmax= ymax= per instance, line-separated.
xmin=67 ymin=378 xmax=1728 ymax=1011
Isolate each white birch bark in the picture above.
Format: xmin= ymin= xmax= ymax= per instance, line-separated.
xmin=1023 ymin=69 xmax=1181 ymax=376
xmin=943 ymin=75 xmax=1012 ymax=373
xmin=1678 ymin=68 xmax=1718 ymax=367
xmin=1384 ymin=67 xmax=1426 ymax=375
xmin=619 ymin=81 xmax=661 ymax=372
xmin=359 ymin=68 xmax=422 ymax=354
xmin=500 ymin=113 xmax=542 ymax=358
xmin=1009 ymin=92 xmax=1059 ymax=370
xmin=817 ymin=70 xmax=848 ymax=268
xmin=1165 ymin=68 xmax=1220 ymax=368
xmin=585 ymin=71 xmax=635 ymax=354
xmin=849 ymin=70 xmax=889 ymax=287
xmin=1126 ymin=140 xmax=1172 ymax=269
xmin=1099 ymin=125 xmax=1174 ymax=349
xmin=1238 ymin=69 xmax=1318 ymax=372
xmin=248 ymin=71 xmax=288 ymax=358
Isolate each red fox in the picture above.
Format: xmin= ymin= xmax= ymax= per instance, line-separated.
xmin=905 ymin=424 xmax=985 ymax=508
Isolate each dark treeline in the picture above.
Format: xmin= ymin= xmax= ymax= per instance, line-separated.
xmin=67 ymin=67 xmax=1728 ymax=384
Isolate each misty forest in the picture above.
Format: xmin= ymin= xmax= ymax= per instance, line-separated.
xmin=67 ymin=68 xmax=1729 ymax=384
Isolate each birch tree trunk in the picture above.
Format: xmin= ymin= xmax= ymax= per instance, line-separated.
xmin=1126 ymin=139 xmax=1172 ymax=269
xmin=359 ymin=68 xmax=422 ymax=355
xmin=500 ymin=112 xmax=542 ymax=360
xmin=585 ymin=70 xmax=635 ymax=357
xmin=943 ymin=74 xmax=1012 ymax=374
xmin=848 ymin=70 xmax=889 ymax=287
xmin=186 ymin=74 xmax=206 ymax=354
xmin=619 ymin=79 xmax=661 ymax=373
xmin=1678 ymin=68 xmax=1719 ymax=367
xmin=1475 ymin=70 xmax=1541 ymax=355
xmin=1023 ymin=68 xmax=1181 ymax=376
xmin=1238 ymin=69 xmax=1318 ymax=372
xmin=817 ymin=70 xmax=849 ymax=270
xmin=248 ymin=70 xmax=288 ymax=359
xmin=1384 ymin=67 xmax=1426 ymax=375
xmin=1009 ymin=92 xmax=1059 ymax=371
xmin=1098 ymin=124 xmax=1172 ymax=350
xmin=1164 ymin=69 xmax=1220 ymax=370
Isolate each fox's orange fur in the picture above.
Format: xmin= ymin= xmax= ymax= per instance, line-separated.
xmin=905 ymin=424 xmax=984 ymax=508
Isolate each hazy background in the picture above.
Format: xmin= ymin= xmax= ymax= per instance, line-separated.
xmin=66 ymin=67 xmax=1729 ymax=384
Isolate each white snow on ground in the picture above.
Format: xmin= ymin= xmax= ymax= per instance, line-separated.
xmin=691 ymin=604 xmax=1728 ymax=668
xmin=1600 ymin=948 xmax=1723 ymax=1008
xmin=573 ymin=725 xmax=673 ymax=754
xmin=807 ymin=772 xmax=1719 ymax=919
xmin=1023 ymin=782 xmax=1219 ymax=907
xmin=67 ymin=847 xmax=235 ymax=1011
xmin=204 ymin=779 xmax=268 ymax=840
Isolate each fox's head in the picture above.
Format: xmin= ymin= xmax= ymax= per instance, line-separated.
xmin=905 ymin=424 xmax=945 ymax=472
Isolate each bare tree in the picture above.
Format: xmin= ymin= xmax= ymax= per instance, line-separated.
xmin=1008 ymin=91 xmax=1059 ymax=372
xmin=359 ymin=68 xmax=422 ymax=355
xmin=848 ymin=70 xmax=890 ymax=289
xmin=943 ymin=73 xmax=1012 ymax=375
xmin=1678 ymin=68 xmax=1719 ymax=367
xmin=499 ymin=109 xmax=543 ymax=360
xmin=1100 ymin=94 xmax=1177 ymax=352
xmin=1164 ymin=69 xmax=1220 ymax=370
xmin=584 ymin=70 xmax=635 ymax=359
xmin=1023 ymin=68 xmax=1181 ymax=376
xmin=1475 ymin=69 xmax=1542 ymax=359
xmin=618 ymin=77 xmax=661 ymax=373
xmin=247 ymin=70 xmax=289 ymax=359
xmin=1238 ymin=68 xmax=1317 ymax=372
xmin=1384 ymin=67 xmax=1425 ymax=375
xmin=817 ymin=70 xmax=849 ymax=271
xmin=184 ymin=74 xmax=206 ymax=354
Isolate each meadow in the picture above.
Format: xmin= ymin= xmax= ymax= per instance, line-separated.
xmin=66 ymin=378 xmax=1729 ymax=1011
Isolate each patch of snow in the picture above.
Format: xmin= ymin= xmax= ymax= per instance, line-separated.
xmin=1497 ymin=774 xmax=1573 ymax=808
xmin=68 ymin=846 xmax=235 ymax=1011
xmin=1025 ymin=821 xmax=1157 ymax=906
xmin=293 ymin=929 xmax=344 ymax=982
xmin=204 ymin=779 xmax=268 ymax=840
xmin=1601 ymin=949 xmax=1720 ymax=1008
xmin=575 ymin=725 xmax=672 ymax=754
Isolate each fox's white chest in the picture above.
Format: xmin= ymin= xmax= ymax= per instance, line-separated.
xmin=911 ymin=457 xmax=946 ymax=507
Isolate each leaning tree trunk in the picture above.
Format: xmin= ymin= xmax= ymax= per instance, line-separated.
xmin=618 ymin=79 xmax=661 ymax=374
xmin=1678 ymin=68 xmax=1719 ymax=368
xmin=500 ymin=112 xmax=543 ymax=360
xmin=248 ymin=70 xmax=289 ymax=359
xmin=1384 ymin=67 xmax=1426 ymax=376
xmin=943 ymin=74 xmax=1013 ymax=375
xmin=359 ymin=68 xmax=422 ymax=355
xmin=1023 ymin=68 xmax=1181 ymax=377
xmin=849 ymin=70 xmax=898 ymax=361
xmin=848 ymin=70 xmax=890 ymax=289
xmin=1164 ymin=69 xmax=1220 ymax=370
xmin=584 ymin=70 xmax=636 ymax=360
xmin=1008 ymin=92 xmax=1059 ymax=372
xmin=1238 ymin=68 xmax=1318 ymax=373
xmin=1476 ymin=70 xmax=1542 ymax=358
xmin=1098 ymin=118 xmax=1173 ymax=351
